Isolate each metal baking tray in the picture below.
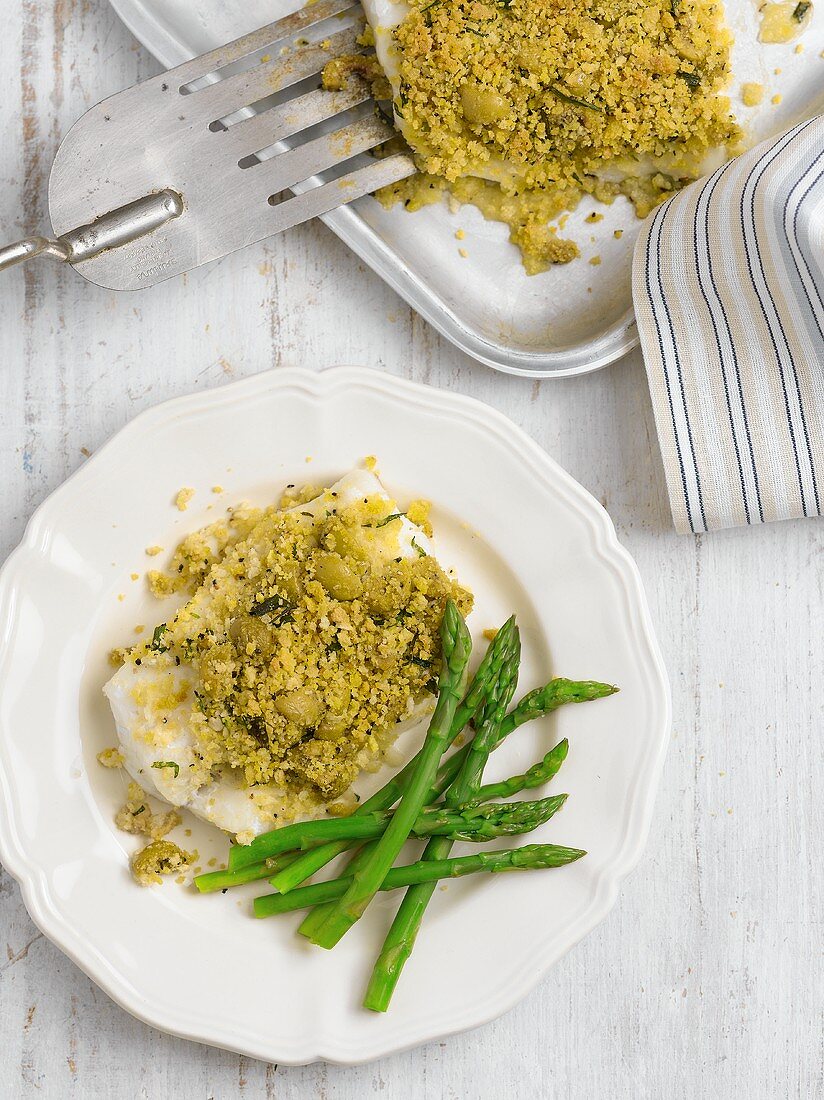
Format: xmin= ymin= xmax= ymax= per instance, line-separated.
xmin=109 ymin=0 xmax=823 ymax=376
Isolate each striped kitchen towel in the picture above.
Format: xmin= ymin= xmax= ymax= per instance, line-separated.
xmin=633 ymin=116 xmax=824 ymax=534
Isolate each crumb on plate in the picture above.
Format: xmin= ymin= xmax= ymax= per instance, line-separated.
xmin=175 ymin=487 xmax=195 ymax=512
xmin=741 ymin=82 xmax=765 ymax=107
xmin=116 ymin=781 xmax=182 ymax=839
xmin=131 ymin=839 xmax=193 ymax=886
xmin=97 ymin=747 xmax=124 ymax=769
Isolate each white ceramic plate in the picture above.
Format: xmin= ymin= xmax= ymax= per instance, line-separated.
xmin=0 ymin=367 xmax=670 ymax=1063
xmin=105 ymin=0 xmax=824 ymax=376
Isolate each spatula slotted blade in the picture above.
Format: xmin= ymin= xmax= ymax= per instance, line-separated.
xmin=45 ymin=0 xmax=415 ymax=290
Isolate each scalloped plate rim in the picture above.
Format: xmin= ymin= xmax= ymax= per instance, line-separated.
xmin=0 ymin=366 xmax=671 ymax=1064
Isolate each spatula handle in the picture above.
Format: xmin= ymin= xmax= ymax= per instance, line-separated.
xmin=0 ymin=235 xmax=71 ymax=271
xmin=0 ymin=189 xmax=184 ymax=276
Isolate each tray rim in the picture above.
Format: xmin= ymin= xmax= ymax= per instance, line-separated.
xmin=103 ymin=0 xmax=640 ymax=378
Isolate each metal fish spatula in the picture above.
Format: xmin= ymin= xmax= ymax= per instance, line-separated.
xmin=0 ymin=0 xmax=415 ymax=290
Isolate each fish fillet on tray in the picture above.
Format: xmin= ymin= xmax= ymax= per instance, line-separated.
xmin=110 ymin=0 xmax=824 ymax=374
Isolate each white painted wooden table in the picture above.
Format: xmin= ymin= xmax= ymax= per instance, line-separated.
xmin=1 ymin=2 xmax=821 ymax=1096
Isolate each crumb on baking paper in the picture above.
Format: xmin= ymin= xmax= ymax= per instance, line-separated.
xmin=117 ymin=593 xmax=125 ymax=602
xmin=130 ymin=573 xmax=139 ymax=582
xmin=613 ymin=229 xmax=624 ymax=239
xmin=771 ymin=93 xmax=783 ymax=105
xmin=146 ymin=545 xmax=163 ymax=556
xmin=508 ymin=224 xmax=580 ymax=272
xmin=589 ymin=255 xmax=602 ymax=265
xmin=455 ymin=228 xmax=465 ymax=240
xmin=212 ymin=485 xmax=224 ymax=494
xmin=585 ymin=211 xmax=604 ymax=223
xmin=134 ymin=624 xmax=145 ymax=635
xmin=175 ymin=487 xmax=195 ymax=512
xmin=741 ymin=82 xmax=765 ymax=106
xmin=458 ymin=247 xmax=468 ymax=258
xmin=482 ymin=627 xmax=499 ymax=642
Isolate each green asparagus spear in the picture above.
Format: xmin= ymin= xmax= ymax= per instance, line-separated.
xmin=224 ymin=812 xmax=407 ymax=866
xmin=470 ymin=739 xmax=569 ymax=804
xmin=363 ymin=633 xmax=522 ymax=1010
xmin=445 ymin=640 xmax=522 ymax=806
xmin=423 ymin=793 xmax=568 ymax=840
xmin=194 ymin=851 xmax=299 ymax=894
xmin=272 ymin=794 xmax=565 ymax=865
xmin=215 ymin=794 xmax=570 ymax=886
xmin=363 ymin=678 xmax=617 ymax=1009
xmin=288 ymin=629 xmax=523 ymax=932
xmin=267 ymin=617 xmax=519 ymax=892
xmin=309 ymin=600 xmax=472 ymax=949
xmin=289 ymin=675 xmax=601 ymax=912
xmin=228 ymin=673 xmax=612 ymax=875
xmin=198 ymin=794 xmax=566 ymax=894
xmin=218 ymin=678 xmax=611 ymax=895
xmin=227 ymin=742 xmax=455 ymax=875
xmin=362 ymin=837 xmax=442 ymax=1013
xmin=296 ymin=840 xmax=376 ymax=939
xmin=254 ymin=843 xmax=586 ymax=918
xmin=496 ymin=679 xmax=618 ymax=743
xmin=267 ymin=753 xmax=462 ymax=894
xmin=233 ymin=754 xmax=467 ymax=876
